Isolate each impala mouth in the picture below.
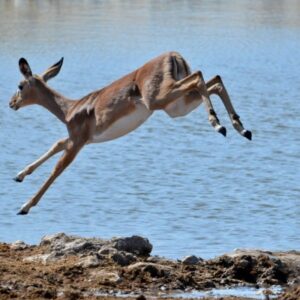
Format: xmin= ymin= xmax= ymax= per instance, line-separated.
xmin=9 ymin=102 xmax=20 ymax=111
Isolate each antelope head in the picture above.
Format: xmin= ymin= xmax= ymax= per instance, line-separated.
xmin=9 ymin=57 xmax=64 ymax=111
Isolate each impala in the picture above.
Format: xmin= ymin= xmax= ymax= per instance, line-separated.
xmin=9 ymin=52 xmax=251 ymax=215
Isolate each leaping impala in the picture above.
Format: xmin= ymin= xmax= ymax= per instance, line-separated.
xmin=10 ymin=52 xmax=251 ymax=215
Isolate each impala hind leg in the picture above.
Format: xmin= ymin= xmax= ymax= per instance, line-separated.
xmin=17 ymin=141 xmax=82 ymax=215
xmin=206 ymin=75 xmax=252 ymax=140
xmin=14 ymin=138 xmax=69 ymax=182
xmin=147 ymin=71 xmax=226 ymax=136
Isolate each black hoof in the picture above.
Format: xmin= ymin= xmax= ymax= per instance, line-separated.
xmin=17 ymin=210 xmax=28 ymax=215
xmin=218 ymin=126 xmax=227 ymax=137
xmin=242 ymin=130 xmax=252 ymax=141
xmin=14 ymin=177 xmax=23 ymax=183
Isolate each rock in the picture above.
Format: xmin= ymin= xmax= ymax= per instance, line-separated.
xmin=112 ymin=236 xmax=152 ymax=256
xmin=127 ymin=262 xmax=172 ymax=277
xmin=212 ymin=251 xmax=289 ymax=285
xmin=146 ymin=256 xmax=172 ymax=264
xmin=39 ymin=234 xmax=153 ymax=260
xmin=91 ymin=270 xmax=122 ymax=284
xmin=23 ymin=253 xmax=58 ymax=264
xmin=63 ymin=240 xmax=95 ymax=254
xmin=111 ymin=252 xmax=136 ymax=266
xmin=98 ymin=246 xmax=118 ymax=256
xmin=213 ymin=255 xmax=234 ymax=267
xmin=237 ymin=257 xmax=253 ymax=269
xmin=146 ymin=256 xmax=161 ymax=263
xmin=40 ymin=233 xmax=106 ymax=256
xmin=10 ymin=240 xmax=29 ymax=250
xmin=182 ymin=255 xmax=202 ymax=265
xmin=40 ymin=233 xmax=71 ymax=247
xmin=230 ymin=255 xmax=255 ymax=282
xmin=77 ymin=255 xmax=101 ymax=268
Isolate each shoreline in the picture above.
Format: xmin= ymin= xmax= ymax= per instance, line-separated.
xmin=1 ymin=233 xmax=299 ymax=299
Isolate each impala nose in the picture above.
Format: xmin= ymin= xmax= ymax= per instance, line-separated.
xmin=9 ymin=97 xmax=19 ymax=110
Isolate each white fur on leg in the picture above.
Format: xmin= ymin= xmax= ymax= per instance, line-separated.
xmin=17 ymin=202 xmax=31 ymax=215
xmin=15 ymin=170 xmax=26 ymax=182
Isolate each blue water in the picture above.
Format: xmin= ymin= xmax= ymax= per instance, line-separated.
xmin=96 ymin=285 xmax=282 ymax=299
xmin=0 ymin=0 xmax=299 ymax=259
xmin=171 ymin=285 xmax=282 ymax=299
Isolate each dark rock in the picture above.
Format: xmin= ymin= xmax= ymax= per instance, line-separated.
xmin=213 ymin=255 xmax=234 ymax=267
xmin=215 ymin=251 xmax=289 ymax=285
xmin=235 ymin=256 xmax=253 ymax=269
xmin=111 ymin=252 xmax=136 ymax=266
xmin=182 ymin=255 xmax=202 ymax=265
xmin=112 ymin=236 xmax=152 ymax=256
xmin=177 ymin=273 xmax=197 ymax=287
xmin=231 ymin=255 xmax=256 ymax=282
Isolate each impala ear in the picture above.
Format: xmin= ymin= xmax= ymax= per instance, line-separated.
xmin=19 ymin=58 xmax=32 ymax=79
xmin=41 ymin=57 xmax=64 ymax=82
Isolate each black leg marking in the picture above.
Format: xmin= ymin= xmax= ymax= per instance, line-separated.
xmin=209 ymin=109 xmax=220 ymax=123
xmin=232 ymin=114 xmax=240 ymax=121
xmin=242 ymin=130 xmax=252 ymax=141
xmin=218 ymin=126 xmax=227 ymax=137
xmin=14 ymin=177 xmax=23 ymax=183
xmin=209 ymin=109 xmax=216 ymax=116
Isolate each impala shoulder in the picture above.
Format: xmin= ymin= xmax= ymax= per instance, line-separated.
xmin=66 ymin=91 xmax=100 ymax=123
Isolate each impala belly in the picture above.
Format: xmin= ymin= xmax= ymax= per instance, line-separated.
xmin=91 ymin=103 xmax=152 ymax=143
xmin=164 ymin=97 xmax=203 ymax=118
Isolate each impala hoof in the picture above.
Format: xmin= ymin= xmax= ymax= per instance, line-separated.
xmin=218 ymin=126 xmax=227 ymax=137
xmin=17 ymin=209 xmax=28 ymax=215
xmin=242 ymin=130 xmax=252 ymax=141
xmin=14 ymin=176 xmax=23 ymax=182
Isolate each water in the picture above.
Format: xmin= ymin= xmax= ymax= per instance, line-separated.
xmin=0 ymin=0 xmax=299 ymax=259
xmin=170 ymin=286 xmax=282 ymax=299
xmin=93 ymin=286 xmax=282 ymax=299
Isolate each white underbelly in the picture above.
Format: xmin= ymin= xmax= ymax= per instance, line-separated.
xmin=164 ymin=97 xmax=202 ymax=118
xmin=90 ymin=104 xmax=152 ymax=143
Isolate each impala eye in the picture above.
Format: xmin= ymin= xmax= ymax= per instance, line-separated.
xmin=18 ymin=84 xmax=23 ymax=90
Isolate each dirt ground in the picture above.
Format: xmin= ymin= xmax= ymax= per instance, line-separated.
xmin=0 ymin=234 xmax=299 ymax=300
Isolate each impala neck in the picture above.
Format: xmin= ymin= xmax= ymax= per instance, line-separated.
xmin=36 ymin=82 xmax=74 ymax=123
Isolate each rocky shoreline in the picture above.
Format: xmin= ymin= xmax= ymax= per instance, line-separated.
xmin=0 ymin=233 xmax=299 ymax=299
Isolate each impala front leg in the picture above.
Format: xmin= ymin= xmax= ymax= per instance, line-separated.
xmin=17 ymin=141 xmax=82 ymax=215
xmin=14 ymin=138 xmax=69 ymax=182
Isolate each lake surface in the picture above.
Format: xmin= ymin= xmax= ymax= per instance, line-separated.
xmin=0 ymin=0 xmax=299 ymax=259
